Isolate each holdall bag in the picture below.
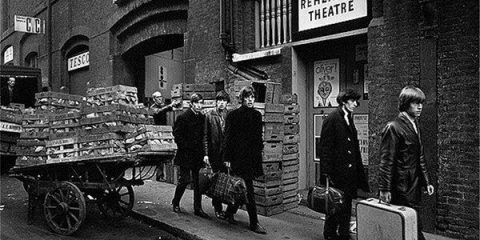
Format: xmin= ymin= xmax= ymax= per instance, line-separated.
xmin=198 ymin=165 xmax=214 ymax=194
xmin=207 ymin=168 xmax=248 ymax=206
xmin=307 ymin=176 xmax=344 ymax=215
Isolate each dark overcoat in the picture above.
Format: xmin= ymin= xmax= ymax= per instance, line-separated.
xmin=223 ymin=105 xmax=264 ymax=180
xmin=318 ymin=107 xmax=369 ymax=198
xmin=378 ymin=113 xmax=430 ymax=206
xmin=203 ymin=108 xmax=228 ymax=172
xmin=173 ymin=108 xmax=205 ymax=169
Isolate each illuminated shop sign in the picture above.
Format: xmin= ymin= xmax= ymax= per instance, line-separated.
xmin=68 ymin=52 xmax=89 ymax=71
xmin=298 ymin=0 xmax=368 ymax=31
xmin=14 ymin=15 xmax=45 ymax=34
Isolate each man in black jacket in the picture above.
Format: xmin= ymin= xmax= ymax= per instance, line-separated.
xmin=319 ymin=89 xmax=369 ymax=240
xmin=171 ymin=93 xmax=209 ymax=218
xmin=222 ymin=86 xmax=266 ymax=234
xmin=378 ymin=86 xmax=434 ymax=240
xmin=203 ymin=90 xmax=230 ymax=219
xmin=1 ymin=77 xmax=17 ymax=106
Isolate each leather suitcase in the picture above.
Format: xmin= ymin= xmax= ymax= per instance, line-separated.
xmin=356 ymin=198 xmax=417 ymax=240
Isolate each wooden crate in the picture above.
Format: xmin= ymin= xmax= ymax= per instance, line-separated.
xmin=284 ymin=124 xmax=300 ymax=135
xmin=284 ymin=115 xmax=300 ymax=124
xmin=78 ymin=133 xmax=126 ymax=159
xmin=262 ymin=162 xmax=281 ymax=174
xmin=283 ymin=143 xmax=299 ymax=155
xmin=263 ymin=113 xmax=284 ymax=123
xmin=263 ymin=152 xmax=282 ymax=162
xmin=254 ymin=184 xmax=282 ymax=196
xmin=283 ymin=134 xmax=300 ymax=144
xmin=283 ymin=195 xmax=299 ymax=211
xmin=265 ymin=104 xmax=284 ymax=113
xmin=280 ymin=93 xmax=298 ymax=104
xmin=255 ymin=193 xmax=283 ymax=206
xmin=283 ymin=158 xmax=299 ymax=167
xmin=255 ymin=170 xmax=282 ymax=182
xmin=265 ymin=82 xmax=282 ymax=104
xmin=15 ymin=155 xmax=47 ymax=167
xmin=46 ymin=137 xmax=80 ymax=162
xmin=256 ymin=204 xmax=283 ymax=216
xmin=283 ymin=153 xmax=299 ymax=161
xmin=284 ymin=104 xmax=300 ymax=115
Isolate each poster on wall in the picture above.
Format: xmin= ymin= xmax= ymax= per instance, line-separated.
xmin=314 ymin=114 xmax=329 ymax=162
xmin=353 ymin=114 xmax=369 ymax=165
xmin=314 ymin=58 xmax=340 ymax=108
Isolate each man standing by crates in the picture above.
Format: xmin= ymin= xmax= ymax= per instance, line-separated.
xmin=318 ymin=89 xmax=370 ymax=240
xmin=378 ymin=86 xmax=434 ymax=240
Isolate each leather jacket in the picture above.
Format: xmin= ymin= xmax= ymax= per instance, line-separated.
xmin=378 ymin=113 xmax=430 ymax=205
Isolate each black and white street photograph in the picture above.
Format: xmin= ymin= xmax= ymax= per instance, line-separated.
xmin=0 ymin=0 xmax=478 ymax=239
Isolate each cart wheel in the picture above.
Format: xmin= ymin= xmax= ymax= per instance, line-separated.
xmin=43 ymin=182 xmax=86 ymax=235
xmin=97 ymin=181 xmax=134 ymax=219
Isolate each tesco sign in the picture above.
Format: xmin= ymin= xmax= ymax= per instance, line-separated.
xmin=68 ymin=52 xmax=89 ymax=71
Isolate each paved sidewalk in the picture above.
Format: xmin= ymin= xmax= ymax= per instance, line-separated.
xmin=131 ymin=179 xmax=457 ymax=240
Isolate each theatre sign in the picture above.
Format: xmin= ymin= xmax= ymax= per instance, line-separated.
xmin=298 ymin=0 xmax=368 ymax=31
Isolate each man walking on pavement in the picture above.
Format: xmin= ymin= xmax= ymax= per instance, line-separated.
xmin=203 ymin=90 xmax=230 ymax=220
xmin=378 ymin=86 xmax=435 ymax=240
xmin=150 ymin=91 xmax=178 ymax=181
xmin=318 ymin=89 xmax=369 ymax=240
xmin=222 ymin=86 xmax=267 ymax=234
xmin=171 ymin=93 xmax=210 ymax=218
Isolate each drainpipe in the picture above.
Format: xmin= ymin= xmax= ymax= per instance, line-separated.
xmin=47 ymin=0 xmax=52 ymax=90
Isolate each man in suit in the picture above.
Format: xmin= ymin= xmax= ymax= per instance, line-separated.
xmin=378 ymin=86 xmax=434 ymax=240
xmin=203 ymin=90 xmax=230 ymax=219
xmin=1 ymin=77 xmax=17 ymax=106
xmin=318 ymin=89 xmax=369 ymax=240
xmin=222 ymin=86 xmax=267 ymax=234
xmin=171 ymin=93 xmax=209 ymax=218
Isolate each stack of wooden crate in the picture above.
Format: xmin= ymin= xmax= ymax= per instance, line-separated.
xmin=45 ymin=137 xmax=80 ymax=164
xmin=0 ymin=107 xmax=22 ymax=156
xmin=281 ymin=93 xmax=300 ymax=211
xmin=14 ymin=139 xmax=47 ymax=166
xmin=125 ymin=125 xmax=176 ymax=153
xmin=49 ymin=111 xmax=81 ymax=139
xmin=78 ymin=133 xmax=126 ymax=160
xmin=35 ymin=92 xmax=83 ymax=111
xmin=85 ymin=85 xmax=138 ymax=106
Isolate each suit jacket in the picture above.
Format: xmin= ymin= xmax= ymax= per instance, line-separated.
xmin=318 ymin=107 xmax=369 ymax=197
xmin=1 ymin=86 xmax=17 ymax=106
xmin=173 ymin=108 xmax=205 ymax=169
xmin=150 ymin=103 xmax=172 ymax=125
xmin=223 ymin=105 xmax=264 ymax=180
xmin=378 ymin=112 xmax=430 ymax=206
xmin=203 ymin=108 xmax=228 ymax=172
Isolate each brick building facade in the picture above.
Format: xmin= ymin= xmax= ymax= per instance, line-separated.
xmin=1 ymin=0 xmax=478 ymax=238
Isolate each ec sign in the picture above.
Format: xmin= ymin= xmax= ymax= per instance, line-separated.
xmin=298 ymin=0 xmax=367 ymax=31
xmin=68 ymin=52 xmax=89 ymax=71
xmin=14 ymin=15 xmax=45 ymax=34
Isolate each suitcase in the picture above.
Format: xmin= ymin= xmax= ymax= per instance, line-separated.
xmin=356 ymin=198 xmax=418 ymax=240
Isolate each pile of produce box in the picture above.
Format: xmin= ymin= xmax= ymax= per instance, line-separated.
xmin=35 ymin=92 xmax=83 ymax=111
xmin=85 ymin=85 xmax=138 ymax=106
xmin=78 ymin=133 xmax=126 ymax=159
xmin=0 ymin=107 xmax=23 ymax=157
xmin=125 ymin=125 xmax=176 ymax=153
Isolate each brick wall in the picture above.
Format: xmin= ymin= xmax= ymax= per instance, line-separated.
xmin=369 ymin=0 xmax=479 ymax=239
xmin=436 ymin=1 xmax=479 ymax=239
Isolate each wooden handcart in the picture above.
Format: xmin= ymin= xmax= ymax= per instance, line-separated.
xmin=9 ymin=151 xmax=174 ymax=235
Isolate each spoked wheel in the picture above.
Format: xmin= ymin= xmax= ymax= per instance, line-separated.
xmin=43 ymin=182 xmax=86 ymax=235
xmin=97 ymin=180 xmax=134 ymax=219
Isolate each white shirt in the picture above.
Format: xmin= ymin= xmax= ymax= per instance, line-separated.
xmin=342 ymin=106 xmax=351 ymax=126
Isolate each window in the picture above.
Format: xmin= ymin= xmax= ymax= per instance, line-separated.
xmin=25 ymin=52 xmax=38 ymax=68
xmin=256 ymin=0 xmax=292 ymax=49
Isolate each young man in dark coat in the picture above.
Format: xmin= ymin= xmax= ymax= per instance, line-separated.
xmin=222 ymin=86 xmax=266 ymax=234
xmin=378 ymin=86 xmax=434 ymax=240
xmin=203 ymin=90 xmax=230 ymax=219
xmin=171 ymin=93 xmax=209 ymax=218
xmin=318 ymin=89 xmax=369 ymax=240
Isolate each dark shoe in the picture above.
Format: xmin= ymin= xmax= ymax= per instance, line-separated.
xmin=225 ymin=214 xmax=237 ymax=224
xmin=194 ymin=209 xmax=210 ymax=219
xmin=172 ymin=204 xmax=181 ymax=213
xmin=250 ymin=223 xmax=267 ymax=234
xmin=215 ymin=211 xmax=226 ymax=220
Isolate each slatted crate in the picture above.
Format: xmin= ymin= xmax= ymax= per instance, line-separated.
xmin=46 ymin=137 xmax=80 ymax=163
xmin=263 ymin=112 xmax=284 ymax=123
xmin=14 ymin=139 xmax=47 ymax=166
xmin=35 ymin=91 xmax=84 ymax=110
xmin=282 ymin=143 xmax=299 ymax=155
xmin=253 ymin=180 xmax=284 ymax=216
xmin=262 ymin=162 xmax=281 ymax=174
xmin=83 ymin=104 xmax=153 ymax=124
xmin=284 ymin=104 xmax=300 ymax=115
xmin=15 ymin=154 xmax=47 ymax=167
xmin=80 ymin=115 xmax=138 ymax=134
xmin=78 ymin=133 xmax=126 ymax=159
xmin=48 ymin=111 xmax=81 ymax=137
xmin=284 ymin=114 xmax=300 ymax=124
xmin=284 ymin=124 xmax=300 ymax=135
xmin=125 ymin=125 xmax=177 ymax=152
xmin=20 ymin=113 xmax=49 ymax=139
xmin=280 ymin=93 xmax=298 ymax=105
xmin=0 ymin=108 xmax=23 ymax=124
xmin=263 ymin=122 xmax=284 ymax=142
xmin=85 ymin=85 xmax=138 ymax=106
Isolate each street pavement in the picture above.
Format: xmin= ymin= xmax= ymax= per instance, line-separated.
xmin=132 ymin=178 xmax=458 ymax=240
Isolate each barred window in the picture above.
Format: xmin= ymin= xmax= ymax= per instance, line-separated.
xmin=256 ymin=0 xmax=292 ymax=49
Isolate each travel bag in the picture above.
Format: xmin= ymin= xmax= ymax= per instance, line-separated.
xmin=356 ymin=198 xmax=418 ymax=240
xmin=306 ymin=176 xmax=344 ymax=215
xmin=206 ymin=169 xmax=247 ymax=206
